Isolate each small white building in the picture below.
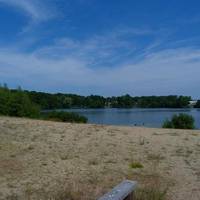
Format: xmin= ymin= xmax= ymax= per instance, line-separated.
xmin=189 ymin=100 xmax=197 ymax=106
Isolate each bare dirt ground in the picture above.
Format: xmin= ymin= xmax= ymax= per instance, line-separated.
xmin=0 ymin=116 xmax=199 ymax=200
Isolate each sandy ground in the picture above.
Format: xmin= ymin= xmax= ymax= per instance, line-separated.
xmin=0 ymin=116 xmax=199 ymax=200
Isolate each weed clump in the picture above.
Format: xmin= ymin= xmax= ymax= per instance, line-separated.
xmin=129 ymin=162 xmax=143 ymax=169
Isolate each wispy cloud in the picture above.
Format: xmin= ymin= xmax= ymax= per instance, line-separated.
xmin=34 ymin=27 xmax=157 ymax=67
xmin=0 ymin=1 xmax=199 ymax=97
xmin=0 ymin=0 xmax=56 ymax=22
xmin=0 ymin=2 xmax=199 ymax=97
xmin=0 ymin=36 xmax=200 ymax=97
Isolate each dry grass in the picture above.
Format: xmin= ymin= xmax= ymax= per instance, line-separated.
xmin=134 ymin=187 xmax=167 ymax=200
xmin=0 ymin=117 xmax=200 ymax=200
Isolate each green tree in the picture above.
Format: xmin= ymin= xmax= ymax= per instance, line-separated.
xmin=8 ymin=90 xmax=40 ymax=118
xmin=84 ymin=95 xmax=105 ymax=108
xmin=194 ymin=100 xmax=200 ymax=108
xmin=0 ymin=86 xmax=10 ymax=115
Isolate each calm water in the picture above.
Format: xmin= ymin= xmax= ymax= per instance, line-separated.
xmin=60 ymin=108 xmax=200 ymax=129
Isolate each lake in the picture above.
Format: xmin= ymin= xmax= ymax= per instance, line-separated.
xmin=59 ymin=108 xmax=200 ymax=129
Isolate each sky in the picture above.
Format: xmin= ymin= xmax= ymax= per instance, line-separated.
xmin=0 ymin=0 xmax=200 ymax=98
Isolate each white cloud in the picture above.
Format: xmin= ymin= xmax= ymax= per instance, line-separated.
xmin=0 ymin=1 xmax=199 ymax=97
xmin=0 ymin=0 xmax=55 ymax=22
xmin=0 ymin=25 xmax=199 ymax=97
xmin=0 ymin=43 xmax=200 ymax=97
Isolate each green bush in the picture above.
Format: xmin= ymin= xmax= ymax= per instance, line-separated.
xmin=0 ymin=85 xmax=87 ymax=123
xmin=162 ymin=114 xmax=195 ymax=129
xmin=0 ymin=87 xmax=40 ymax=118
xmin=42 ymin=111 xmax=88 ymax=123
xmin=8 ymin=91 xmax=40 ymax=118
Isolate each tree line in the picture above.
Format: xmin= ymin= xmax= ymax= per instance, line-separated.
xmin=0 ymin=85 xmax=193 ymax=112
xmin=194 ymin=100 xmax=200 ymax=108
xmin=0 ymin=85 xmax=87 ymax=123
xmin=25 ymin=91 xmax=191 ymax=109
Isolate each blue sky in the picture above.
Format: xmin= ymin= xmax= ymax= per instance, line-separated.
xmin=0 ymin=0 xmax=200 ymax=97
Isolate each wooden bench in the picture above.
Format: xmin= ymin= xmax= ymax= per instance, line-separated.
xmin=98 ymin=180 xmax=137 ymax=200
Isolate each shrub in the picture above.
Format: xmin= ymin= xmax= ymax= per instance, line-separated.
xmin=42 ymin=111 xmax=88 ymax=123
xmin=129 ymin=162 xmax=143 ymax=169
xmin=162 ymin=114 xmax=195 ymax=129
xmin=0 ymin=87 xmax=40 ymax=118
xmin=8 ymin=91 xmax=40 ymax=118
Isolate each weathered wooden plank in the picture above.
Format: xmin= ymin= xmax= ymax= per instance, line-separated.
xmin=98 ymin=180 xmax=137 ymax=200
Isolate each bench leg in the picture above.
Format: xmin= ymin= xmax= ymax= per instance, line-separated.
xmin=125 ymin=192 xmax=134 ymax=200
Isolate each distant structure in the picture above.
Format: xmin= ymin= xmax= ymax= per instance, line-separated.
xmin=189 ymin=100 xmax=197 ymax=107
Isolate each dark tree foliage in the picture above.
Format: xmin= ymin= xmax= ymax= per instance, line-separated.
xmin=162 ymin=114 xmax=195 ymax=129
xmin=0 ymin=86 xmax=88 ymax=123
xmin=131 ymin=95 xmax=191 ymax=108
xmin=22 ymin=90 xmax=191 ymax=109
xmin=2 ymin=85 xmax=191 ymax=110
xmin=0 ymin=86 xmax=9 ymax=115
xmin=8 ymin=91 xmax=40 ymax=118
xmin=194 ymin=100 xmax=200 ymax=108
xmin=116 ymin=94 xmax=135 ymax=108
xmin=0 ymin=86 xmax=40 ymax=118
xmin=26 ymin=91 xmax=85 ymax=109
xmin=83 ymin=95 xmax=106 ymax=108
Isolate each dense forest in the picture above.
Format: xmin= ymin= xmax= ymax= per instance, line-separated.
xmin=26 ymin=91 xmax=191 ymax=109
xmin=6 ymin=88 xmax=192 ymax=109
xmin=194 ymin=100 xmax=200 ymax=108
xmin=0 ymin=85 xmax=193 ymax=112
